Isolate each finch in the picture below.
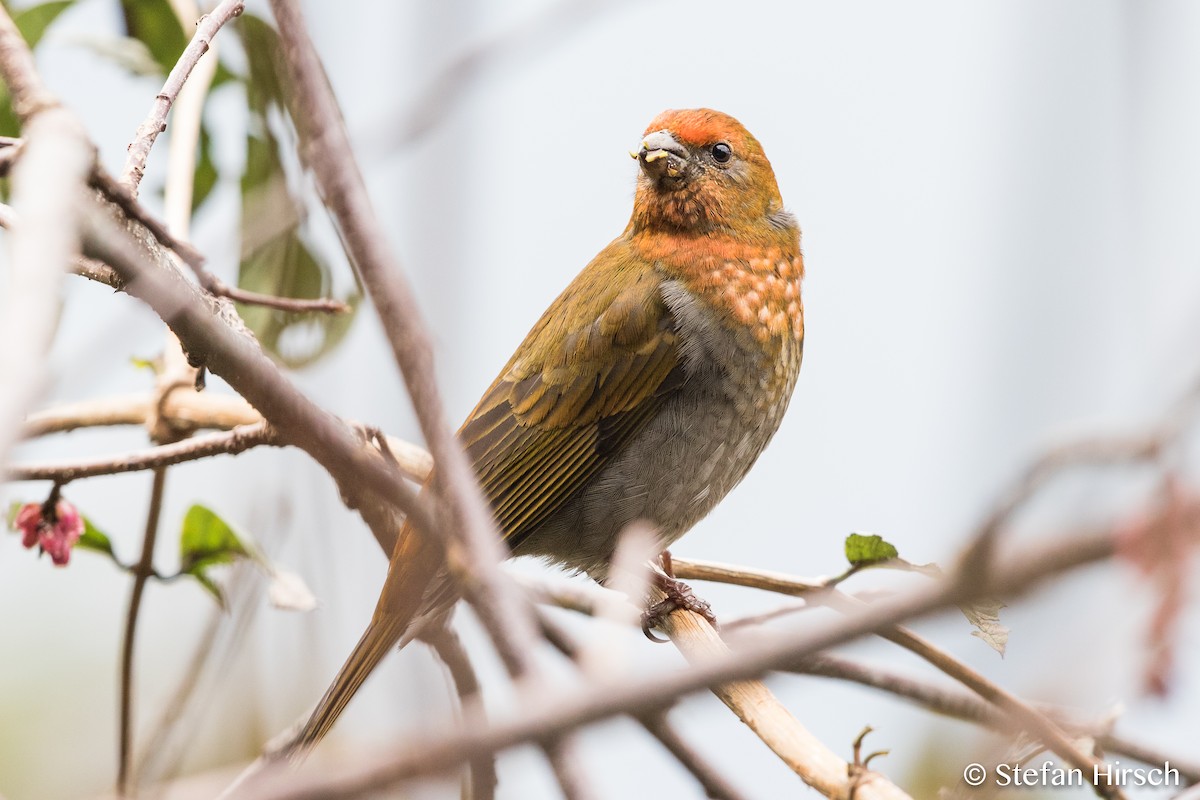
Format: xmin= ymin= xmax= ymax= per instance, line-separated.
xmin=286 ymin=108 xmax=804 ymax=754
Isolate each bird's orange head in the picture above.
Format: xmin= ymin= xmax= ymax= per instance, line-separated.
xmin=626 ymin=109 xmax=803 ymax=348
xmin=629 ymin=108 xmax=788 ymax=237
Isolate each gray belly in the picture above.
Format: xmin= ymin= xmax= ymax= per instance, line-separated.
xmin=513 ymin=387 xmax=770 ymax=575
xmin=511 ymin=278 xmax=798 ymax=577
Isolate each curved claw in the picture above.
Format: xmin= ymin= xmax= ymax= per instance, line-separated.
xmin=642 ymin=620 xmax=670 ymax=643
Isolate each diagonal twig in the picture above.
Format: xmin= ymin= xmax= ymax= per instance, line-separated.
xmin=655 ymin=599 xmax=911 ymax=800
xmin=538 ymin=611 xmax=751 ymax=800
xmin=265 ymin=0 xmax=543 ymax=676
xmin=671 ymin=557 xmax=1124 ymax=799
xmin=837 ymin=593 xmax=1122 ymax=800
xmin=82 ymin=199 xmax=438 ymax=548
xmin=786 ymin=653 xmax=1200 ymax=786
xmin=91 ymin=165 xmax=207 ymax=270
xmin=960 ymin=371 xmax=1200 ymax=575
xmin=260 ymin=10 xmax=593 ymax=793
xmin=120 ymin=0 xmax=245 ymax=192
xmin=202 ymin=276 xmax=351 ymax=314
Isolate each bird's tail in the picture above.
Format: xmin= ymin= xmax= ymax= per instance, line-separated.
xmin=275 ymin=521 xmax=449 ymax=761
xmin=287 ymin=611 xmax=410 ymax=756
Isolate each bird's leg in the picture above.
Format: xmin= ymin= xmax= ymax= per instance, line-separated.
xmin=641 ymin=550 xmax=718 ymax=641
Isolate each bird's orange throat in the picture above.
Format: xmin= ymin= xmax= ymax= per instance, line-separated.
xmin=632 ymin=177 xmax=727 ymax=231
xmin=633 ymin=231 xmax=805 ymax=346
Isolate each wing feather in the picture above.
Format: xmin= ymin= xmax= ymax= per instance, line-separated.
xmin=458 ymin=241 xmax=684 ymax=552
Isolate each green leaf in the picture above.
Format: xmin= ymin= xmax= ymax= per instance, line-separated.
xmin=179 ymin=505 xmax=248 ymax=608
xmin=14 ymin=0 xmax=75 ymax=48
xmin=179 ymin=504 xmax=248 ymax=574
xmin=129 ymin=355 xmax=159 ymax=373
xmin=210 ymin=60 xmax=236 ymax=90
xmin=191 ymin=121 xmax=218 ymax=212
xmin=5 ymin=500 xmax=27 ymax=530
xmin=238 ymin=13 xmax=288 ymax=114
xmin=70 ymin=34 xmax=159 ymax=77
xmin=960 ymin=598 xmax=1009 ymax=657
xmin=105 ymin=1 xmax=234 ymax=83
xmin=844 ymin=532 xmax=900 ymax=567
xmin=237 ymin=225 xmax=360 ymax=367
xmin=0 ymin=0 xmax=77 ymax=136
xmin=77 ymin=516 xmax=115 ymax=557
xmin=119 ymin=0 xmax=187 ymax=76
xmin=232 ymin=13 xmax=360 ymax=368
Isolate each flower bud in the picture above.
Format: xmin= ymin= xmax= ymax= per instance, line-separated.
xmin=12 ymin=500 xmax=84 ymax=566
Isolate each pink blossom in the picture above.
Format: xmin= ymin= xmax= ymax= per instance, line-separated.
xmin=12 ymin=500 xmax=84 ymax=566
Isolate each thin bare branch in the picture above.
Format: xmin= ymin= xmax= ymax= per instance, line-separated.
xmin=787 ymin=653 xmax=1200 ymax=786
xmin=4 ymin=165 xmax=347 ymax=317
xmin=91 ymin=165 xmax=207 ymax=270
xmin=72 ymin=254 xmax=122 ymax=287
xmin=542 ymin=740 xmax=598 ymax=800
xmin=639 ymin=714 xmax=752 ymax=800
xmin=21 ymin=392 xmax=434 ymax=482
xmin=517 ymin=571 xmax=637 ymax=619
xmin=856 ymin=599 xmax=1121 ymax=800
xmin=538 ymin=612 xmax=751 ymax=800
xmin=259 ymin=0 xmax=592 ymax=771
xmin=162 ymin=0 xmax=220 ymax=239
xmin=118 ymin=466 xmax=169 ymax=795
xmin=656 ymin=600 xmax=911 ymax=800
xmin=204 ymin=275 xmax=351 ymax=314
xmin=150 ymin=28 xmax=349 ymax=319
xmin=0 ymin=12 xmax=57 ymax=122
xmin=81 ymin=197 xmax=436 ymax=554
xmin=111 ymin=158 xmax=348 ymax=317
xmin=424 ymin=625 xmax=497 ymax=800
xmin=259 ymin=17 xmax=582 ymax=792
xmin=23 ymin=392 xmax=259 ymax=437
xmin=961 ymin=371 xmax=1200 ymax=572
xmin=721 ymin=600 xmax=811 ymax=632
xmin=0 ymin=197 xmax=121 ymax=286
xmin=670 ymin=558 xmax=827 ymax=598
xmin=120 ymin=0 xmax=245 ymax=192
xmin=230 ymin=523 xmax=1117 ymax=800
xmin=367 ymin=0 xmax=633 ymax=152
xmin=530 ymin=569 xmax=1196 ymax=791
xmin=6 ymin=421 xmax=277 ymax=482
xmin=671 ymin=558 xmax=1124 ymax=799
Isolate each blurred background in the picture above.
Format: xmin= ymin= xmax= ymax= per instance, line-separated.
xmin=2 ymin=0 xmax=1199 ymax=797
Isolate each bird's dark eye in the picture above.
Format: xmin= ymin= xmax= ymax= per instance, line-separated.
xmin=710 ymin=143 xmax=732 ymax=163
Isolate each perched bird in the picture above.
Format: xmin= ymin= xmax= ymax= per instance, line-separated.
xmin=286 ymin=108 xmax=804 ymax=754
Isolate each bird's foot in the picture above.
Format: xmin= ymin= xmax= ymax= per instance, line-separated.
xmin=641 ymin=572 xmax=717 ymax=642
